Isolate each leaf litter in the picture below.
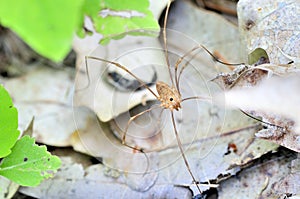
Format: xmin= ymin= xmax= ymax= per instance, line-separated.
xmin=221 ymin=0 xmax=300 ymax=153
xmin=3 ymin=0 xmax=299 ymax=198
xmin=72 ymin=0 xmax=287 ymax=197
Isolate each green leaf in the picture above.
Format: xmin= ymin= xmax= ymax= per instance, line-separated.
xmin=83 ymin=0 xmax=101 ymax=17
xmin=76 ymin=0 xmax=101 ymax=38
xmin=248 ymin=48 xmax=269 ymax=65
xmin=87 ymin=0 xmax=159 ymax=44
xmin=0 ymin=136 xmax=61 ymax=187
xmin=0 ymin=85 xmax=20 ymax=158
xmin=0 ymin=0 xmax=84 ymax=61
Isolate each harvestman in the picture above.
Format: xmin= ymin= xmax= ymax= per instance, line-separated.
xmin=81 ymin=0 xmax=291 ymax=195
xmin=81 ymin=0 xmax=238 ymax=195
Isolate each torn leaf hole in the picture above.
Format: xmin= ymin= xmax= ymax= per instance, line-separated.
xmin=245 ymin=19 xmax=255 ymax=30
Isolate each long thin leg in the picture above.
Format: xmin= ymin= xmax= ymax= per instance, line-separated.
xmin=163 ymin=0 xmax=175 ymax=87
xmin=175 ymin=45 xmax=203 ymax=93
xmin=75 ymin=55 xmax=92 ymax=92
xmin=122 ymin=105 xmax=162 ymax=147
xmin=175 ymin=45 xmax=246 ymax=94
xmin=200 ymin=45 xmax=245 ymax=66
xmin=176 ymin=49 xmax=201 ymax=94
xmin=85 ymin=56 xmax=159 ymax=99
xmin=120 ymin=105 xmax=161 ymax=176
xmin=181 ymin=96 xmax=212 ymax=103
xmin=170 ymin=111 xmax=202 ymax=194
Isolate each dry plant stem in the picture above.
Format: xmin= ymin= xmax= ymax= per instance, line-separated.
xmin=86 ymin=56 xmax=159 ymax=98
xmin=236 ymin=136 xmax=255 ymax=156
xmin=239 ymin=109 xmax=285 ymax=130
xmin=170 ymin=111 xmax=202 ymax=194
xmin=227 ymin=67 xmax=251 ymax=89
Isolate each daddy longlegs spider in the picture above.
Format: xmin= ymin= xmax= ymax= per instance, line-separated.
xmin=79 ymin=0 xmax=220 ymax=194
xmin=77 ymin=0 xmax=288 ymax=196
xmin=87 ymin=11 xmax=208 ymax=199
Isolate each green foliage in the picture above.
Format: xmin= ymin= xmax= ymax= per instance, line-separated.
xmin=0 ymin=0 xmax=159 ymax=61
xmin=89 ymin=0 xmax=159 ymax=45
xmin=0 ymin=86 xmax=61 ymax=186
xmin=0 ymin=0 xmax=84 ymax=62
xmin=0 ymin=136 xmax=61 ymax=186
xmin=0 ymin=85 xmax=20 ymax=158
xmin=248 ymin=48 xmax=269 ymax=65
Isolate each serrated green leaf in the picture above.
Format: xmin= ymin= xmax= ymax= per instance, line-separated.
xmin=0 ymin=0 xmax=84 ymax=61
xmin=0 ymin=136 xmax=61 ymax=187
xmin=0 ymin=85 xmax=20 ymax=158
xmin=89 ymin=0 xmax=159 ymax=44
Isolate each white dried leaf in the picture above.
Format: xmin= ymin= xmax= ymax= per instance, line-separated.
xmin=219 ymin=153 xmax=299 ymax=199
xmin=223 ymin=74 xmax=300 ymax=151
xmin=237 ymin=0 xmax=300 ymax=65
xmin=224 ymin=75 xmax=300 ymax=130
xmin=167 ymin=0 xmax=244 ymax=67
xmin=2 ymin=65 xmax=98 ymax=147
xmin=19 ymin=157 xmax=192 ymax=198
xmin=0 ymin=177 xmax=19 ymax=199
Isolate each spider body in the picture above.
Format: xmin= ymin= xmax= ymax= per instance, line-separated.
xmin=156 ymin=81 xmax=181 ymax=111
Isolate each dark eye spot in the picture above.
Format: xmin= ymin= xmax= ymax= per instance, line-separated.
xmin=24 ymin=157 xmax=28 ymax=162
xmin=169 ymin=97 xmax=173 ymax=101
